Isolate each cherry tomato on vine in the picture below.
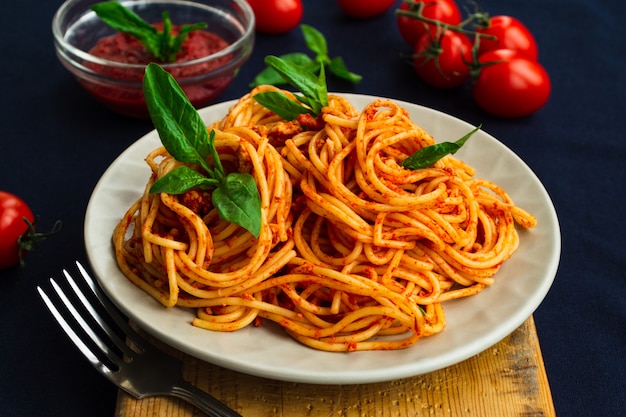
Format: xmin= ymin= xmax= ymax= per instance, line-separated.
xmin=475 ymin=48 xmax=527 ymax=62
xmin=396 ymin=0 xmax=462 ymax=47
xmin=472 ymin=49 xmax=551 ymax=118
xmin=337 ymin=0 xmax=396 ymax=19
xmin=477 ymin=15 xmax=538 ymax=61
xmin=0 ymin=191 xmax=35 ymax=269
xmin=413 ymin=30 xmax=472 ymax=89
xmin=246 ymin=0 xmax=303 ymax=34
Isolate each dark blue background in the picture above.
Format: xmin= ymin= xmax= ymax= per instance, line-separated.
xmin=1 ymin=0 xmax=624 ymax=416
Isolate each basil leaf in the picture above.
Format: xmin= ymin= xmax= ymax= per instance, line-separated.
xmin=402 ymin=125 xmax=482 ymax=170
xmin=149 ymin=166 xmax=218 ymax=194
xmin=301 ymin=25 xmax=328 ymax=59
xmin=91 ymin=1 xmax=160 ymax=57
xmin=206 ymin=129 xmax=225 ymax=178
xmin=143 ymin=63 xmax=262 ymax=237
xmin=265 ymin=55 xmax=329 ymax=109
xmin=143 ymin=63 xmax=213 ymax=173
xmin=328 ymin=56 xmax=362 ymax=83
xmin=249 ymin=53 xmax=317 ymax=87
xmin=159 ymin=12 xmax=174 ymax=60
xmin=166 ymin=20 xmax=207 ymax=62
xmin=249 ymin=25 xmax=360 ymax=88
xmin=213 ymin=173 xmax=262 ymax=237
xmin=253 ymin=92 xmax=314 ymax=120
xmin=91 ymin=1 xmax=206 ymax=62
xmin=252 ymin=56 xmax=329 ymax=120
xmin=313 ymin=64 xmax=328 ymax=112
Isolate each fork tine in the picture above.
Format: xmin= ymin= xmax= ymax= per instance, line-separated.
xmin=37 ymin=284 xmax=115 ymax=377
xmin=75 ymin=261 xmax=145 ymax=348
xmin=61 ymin=270 xmax=135 ymax=359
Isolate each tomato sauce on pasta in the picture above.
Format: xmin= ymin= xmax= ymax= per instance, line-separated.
xmin=113 ymin=86 xmax=536 ymax=352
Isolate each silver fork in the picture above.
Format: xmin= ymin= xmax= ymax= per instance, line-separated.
xmin=37 ymin=261 xmax=242 ymax=417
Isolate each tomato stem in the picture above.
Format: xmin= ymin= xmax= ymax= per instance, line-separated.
xmin=465 ymin=35 xmax=509 ymax=85
xmin=395 ymin=0 xmax=497 ymax=40
xmin=17 ymin=217 xmax=62 ymax=268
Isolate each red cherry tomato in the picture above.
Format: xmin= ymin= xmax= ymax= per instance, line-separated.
xmin=337 ymin=0 xmax=396 ymax=19
xmin=472 ymin=49 xmax=551 ymax=118
xmin=413 ymin=30 xmax=472 ymax=89
xmin=246 ymin=0 xmax=303 ymax=34
xmin=475 ymin=48 xmax=527 ymax=62
xmin=397 ymin=0 xmax=462 ymax=47
xmin=477 ymin=15 xmax=539 ymax=61
xmin=0 ymin=191 xmax=35 ymax=269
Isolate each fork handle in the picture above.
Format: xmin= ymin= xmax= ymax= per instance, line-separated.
xmin=172 ymin=382 xmax=243 ymax=417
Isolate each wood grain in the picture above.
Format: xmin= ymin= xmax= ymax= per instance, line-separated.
xmin=115 ymin=316 xmax=555 ymax=417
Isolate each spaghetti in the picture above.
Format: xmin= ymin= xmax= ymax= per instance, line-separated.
xmin=113 ymin=86 xmax=536 ymax=351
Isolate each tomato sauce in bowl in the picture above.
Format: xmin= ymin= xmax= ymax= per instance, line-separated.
xmin=83 ymin=26 xmax=233 ymax=118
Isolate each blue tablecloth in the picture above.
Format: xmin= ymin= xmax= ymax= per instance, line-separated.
xmin=1 ymin=0 xmax=624 ymax=416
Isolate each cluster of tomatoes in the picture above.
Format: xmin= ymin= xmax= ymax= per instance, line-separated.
xmin=397 ymin=0 xmax=551 ymax=118
xmin=244 ymin=0 xmax=549 ymax=118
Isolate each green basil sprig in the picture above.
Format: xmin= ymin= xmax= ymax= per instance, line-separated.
xmin=250 ymin=25 xmax=362 ymax=87
xmin=253 ymin=53 xmax=480 ymax=170
xmin=253 ymin=55 xmax=329 ymax=120
xmin=91 ymin=1 xmax=207 ymax=63
xmin=144 ymin=63 xmax=262 ymax=238
xmin=402 ymin=124 xmax=482 ymax=170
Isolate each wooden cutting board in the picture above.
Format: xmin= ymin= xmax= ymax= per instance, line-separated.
xmin=115 ymin=316 xmax=555 ymax=417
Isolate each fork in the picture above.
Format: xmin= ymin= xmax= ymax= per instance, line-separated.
xmin=37 ymin=261 xmax=242 ymax=417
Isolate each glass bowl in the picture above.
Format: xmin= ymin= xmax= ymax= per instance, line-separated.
xmin=53 ymin=0 xmax=255 ymax=118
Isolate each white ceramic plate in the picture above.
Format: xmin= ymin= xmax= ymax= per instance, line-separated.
xmin=84 ymin=94 xmax=560 ymax=384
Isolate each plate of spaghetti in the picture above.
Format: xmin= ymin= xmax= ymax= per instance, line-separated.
xmin=84 ymin=89 xmax=560 ymax=384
